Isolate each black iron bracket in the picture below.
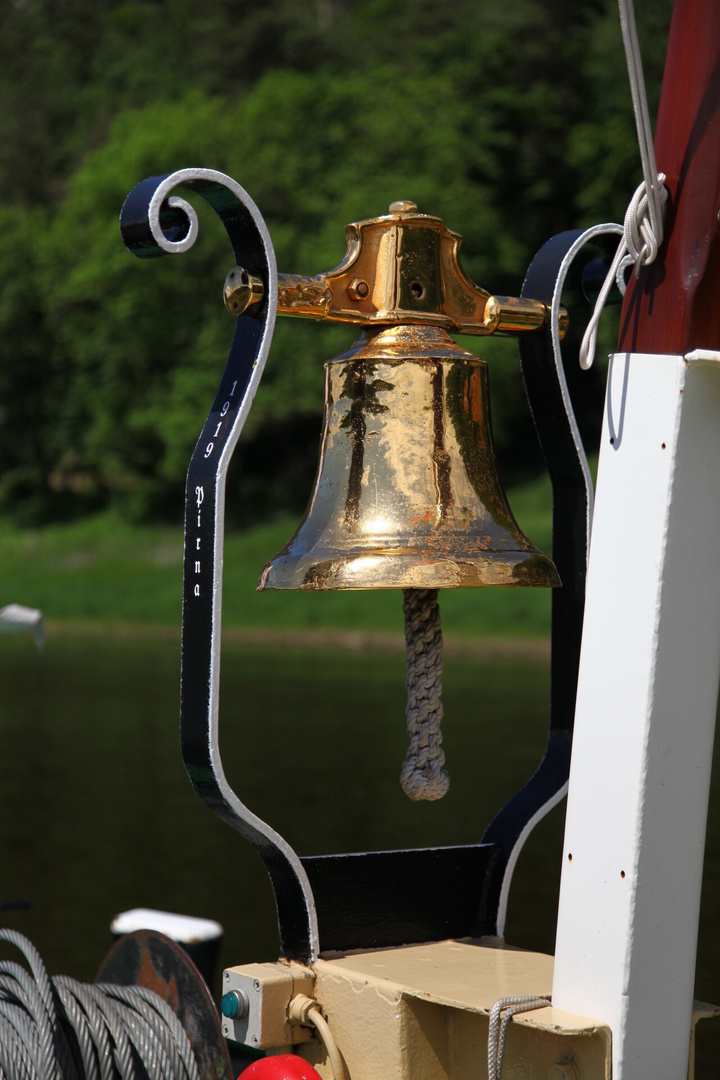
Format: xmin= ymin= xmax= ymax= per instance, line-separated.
xmin=478 ymin=224 xmax=623 ymax=935
xmin=121 ymin=169 xmax=319 ymax=962
xmin=121 ymin=175 xmax=621 ymax=958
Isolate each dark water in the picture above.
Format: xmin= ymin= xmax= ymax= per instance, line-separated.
xmin=0 ymin=631 xmax=718 ymax=1072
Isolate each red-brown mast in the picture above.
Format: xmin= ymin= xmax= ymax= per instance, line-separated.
xmin=618 ymin=0 xmax=720 ymax=354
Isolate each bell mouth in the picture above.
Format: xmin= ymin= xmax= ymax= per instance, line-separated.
xmin=258 ymin=547 xmax=559 ymax=591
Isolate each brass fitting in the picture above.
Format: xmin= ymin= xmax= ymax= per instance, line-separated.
xmin=223 ymin=201 xmax=567 ymax=339
xmin=223 ymin=267 xmax=264 ymax=315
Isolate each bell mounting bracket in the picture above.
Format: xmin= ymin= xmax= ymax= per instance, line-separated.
xmin=120 ymin=169 xmax=620 ymax=960
xmin=224 ymin=199 xmax=568 ymax=338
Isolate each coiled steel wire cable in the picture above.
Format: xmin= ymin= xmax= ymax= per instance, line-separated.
xmin=0 ymin=930 xmax=201 ymax=1080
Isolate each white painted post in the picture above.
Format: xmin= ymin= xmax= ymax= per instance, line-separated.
xmin=552 ymin=351 xmax=720 ymax=1079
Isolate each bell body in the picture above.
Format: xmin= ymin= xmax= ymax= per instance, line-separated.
xmin=258 ymin=326 xmax=559 ymax=591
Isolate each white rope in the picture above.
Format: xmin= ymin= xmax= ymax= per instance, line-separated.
xmin=546 ymin=223 xmax=622 ymax=557
xmin=579 ymin=0 xmax=667 ymax=370
xmin=487 ymin=995 xmax=550 ymax=1080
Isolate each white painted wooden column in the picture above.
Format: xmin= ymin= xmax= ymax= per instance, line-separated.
xmin=552 ymin=350 xmax=720 ymax=1079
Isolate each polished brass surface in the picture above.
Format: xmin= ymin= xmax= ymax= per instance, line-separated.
xmin=223 ymin=266 xmax=265 ymax=315
xmin=485 ymin=294 xmax=569 ymax=337
xmin=388 ymin=200 xmax=418 ymax=214
xmin=240 ymin=201 xmax=567 ymax=338
xmin=258 ymin=326 xmax=559 ymax=591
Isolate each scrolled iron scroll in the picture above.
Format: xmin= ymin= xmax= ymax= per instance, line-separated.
xmin=479 ymin=224 xmax=623 ymax=937
xmin=120 ymin=169 xmax=319 ymax=962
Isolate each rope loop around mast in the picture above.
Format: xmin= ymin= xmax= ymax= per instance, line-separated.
xmin=579 ymin=0 xmax=668 ymax=370
xmin=579 ymin=172 xmax=666 ymax=370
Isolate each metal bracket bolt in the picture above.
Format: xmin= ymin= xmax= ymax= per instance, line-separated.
xmin=223 ymin=266 xmax=265 ymax=316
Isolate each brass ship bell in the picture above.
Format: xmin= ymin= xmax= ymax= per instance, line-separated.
xmin=225 ymin=201 xmax=561 ymax=800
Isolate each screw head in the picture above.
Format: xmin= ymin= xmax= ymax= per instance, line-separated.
xmin=348 ymin=278 xmax=370 ymax=300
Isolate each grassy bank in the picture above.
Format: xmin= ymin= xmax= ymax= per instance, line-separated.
xmin=0 ymin=474 xmax=554 ymax=640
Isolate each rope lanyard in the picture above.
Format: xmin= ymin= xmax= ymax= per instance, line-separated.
xmin=580 ymin=0 xmax=667 ymax=370
xmin=487 ymin=996 xmax=551 ymax=1080
xmin=400 ymin=588 xmax=449 ymax=801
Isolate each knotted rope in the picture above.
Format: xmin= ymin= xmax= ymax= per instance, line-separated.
xmin=400 ymin=588 xmax=449 ymax=801
xmin=579 ymin=0 xmax=667 ymax=370
xmin=579 ymin=173 xmax=667 ymax=370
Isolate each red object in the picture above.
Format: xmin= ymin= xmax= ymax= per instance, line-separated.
xmin=237 ymin=1055 xmax=324 ymax=1080
xmin=618 ymin=0 xmax=720 ymax=354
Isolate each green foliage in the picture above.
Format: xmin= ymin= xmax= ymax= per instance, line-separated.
xmin=0 ymin=0 xmax=673 ymax=523
xmin=0 ymin=470 xmax=553 ymax=637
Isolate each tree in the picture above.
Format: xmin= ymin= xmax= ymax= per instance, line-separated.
xmin=0 ymin=0 xmax=673 ymax=522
